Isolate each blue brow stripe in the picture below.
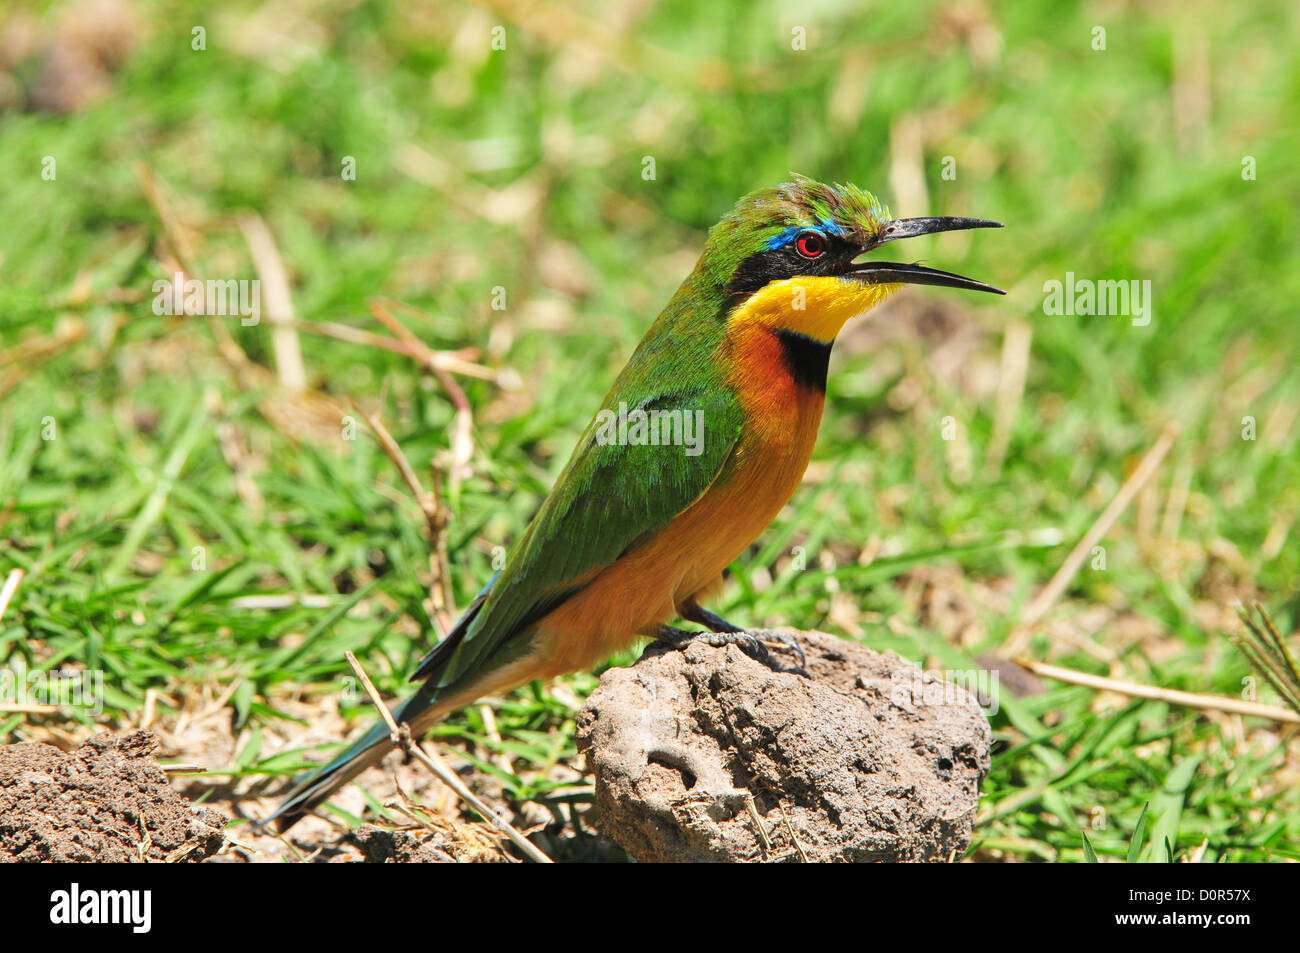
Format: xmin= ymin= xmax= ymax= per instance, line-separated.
xmin=763 ymin=219 xmax=846 ymax=250
xmin=764 ymin=226 xmax=803 ymax=250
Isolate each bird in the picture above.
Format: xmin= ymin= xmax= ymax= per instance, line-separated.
xmin=267 ymin=175 xmax=1003 ymax=830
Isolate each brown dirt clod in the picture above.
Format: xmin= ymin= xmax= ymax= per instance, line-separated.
xmin=576 ymin=630 xmax=992 ymax=863
xmin=0 ymin=730 xmax=226 ymax=862
xmin=349 ymin=825 xmax=458 ymax=864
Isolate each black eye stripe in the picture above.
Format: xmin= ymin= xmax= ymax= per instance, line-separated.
xmin=726 ymin=230 xmax=848 ymax=298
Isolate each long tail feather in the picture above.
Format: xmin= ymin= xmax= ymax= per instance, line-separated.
xmin=265 ymin=576 xmax=502 ymax=832
xmin=262 ymin=718 xmax=395 ymax=832
xmin=264 ymin=684 xmax=445 ymax=832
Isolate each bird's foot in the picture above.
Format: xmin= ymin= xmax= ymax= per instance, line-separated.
xmin=651 ymin=625 xmax=806 ymax=673
xmin=677 ymin=601 xmax=807 ymax=669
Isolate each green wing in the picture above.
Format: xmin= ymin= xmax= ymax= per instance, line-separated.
xmin=426 ymin=381 xmax=743 ymax=690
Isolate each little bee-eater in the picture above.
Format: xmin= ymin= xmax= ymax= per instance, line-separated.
xmin=269 ymin=175 xmax=1003 ymax=830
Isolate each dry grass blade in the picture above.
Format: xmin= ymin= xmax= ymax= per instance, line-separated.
xmin=776 ymin=800 xmax=808 ymax=862
xmin=295 ymin=316 xmax=502 ymax=381
xmin=344 ymin=652 xmax=552 ymax=863
xmin=0 ymin=320 xmax=89 ymax=398
xmin=136 ymin=162 xmax=260 ymax=378
xmin=1007 ymin=425 xmax=1177 ymax=653
xmin=0 ymin=568 xmax=23 ymax=619
xmin=743 ymin=794 xmax=772 ymax=855
xmin=1013 ymin=656 xmax=1300 ymax=724
xmin=369 ymin=300 xmax=476 ymax=492
xmin=0 ymin=704 xmax=60 ymax=713
xmin=349 ymin=401 xmax=457 ymax=631
xmin=0 ymin=320 xmax=87 ymax=369
xmin=238 ymin=212 xmax=306 ymax=393
xmin=135 ymin=162 xmax=199 ymax=278
xmin=984 ymin=320 xmax=1032 ymax=481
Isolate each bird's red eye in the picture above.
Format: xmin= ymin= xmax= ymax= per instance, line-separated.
xmin=795 ymin=231 xmax=825 ymax=258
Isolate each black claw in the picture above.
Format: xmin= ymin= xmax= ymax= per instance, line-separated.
xmin=747 ymin=629 xmax=808 ymax=668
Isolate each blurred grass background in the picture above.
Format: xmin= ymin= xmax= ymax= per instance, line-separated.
xmin=1 ymin=0 xmax=1298 ymax=861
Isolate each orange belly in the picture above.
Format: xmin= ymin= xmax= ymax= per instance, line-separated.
xmin=527 ymin=325 xmax=825 ymax=677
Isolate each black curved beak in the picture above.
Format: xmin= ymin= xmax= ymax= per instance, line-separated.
xmin=846 ymin=216 xmax=1005 ymax=295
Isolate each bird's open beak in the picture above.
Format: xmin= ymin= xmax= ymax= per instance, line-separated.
xmin=846 ymin=216 xmax=1005 ymax=295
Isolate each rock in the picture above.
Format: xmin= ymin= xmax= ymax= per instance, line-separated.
xmin=0 ymin=730 xmax=226 ymax=862
xmin=350 ymin=825 xmax=456 ymax=864
xmin=576 ymin=631 xmax=991 ymax=863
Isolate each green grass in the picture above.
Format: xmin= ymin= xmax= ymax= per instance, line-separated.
xmin=2 ymin=0 xmax=1299 ymax=861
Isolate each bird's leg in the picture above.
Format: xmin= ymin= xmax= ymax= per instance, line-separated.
xmin=678 ymin=601 xmax=807 ymax=669
xmin=678 ymin=601 xmax=743 ymax=633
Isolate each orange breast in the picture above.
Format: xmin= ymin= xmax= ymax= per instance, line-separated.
xmin=528 ymin=323 xmax=824 ymax=677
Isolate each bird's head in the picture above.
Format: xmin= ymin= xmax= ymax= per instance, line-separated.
xmin=700 ymin=175 xmax=1004 ymax=343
